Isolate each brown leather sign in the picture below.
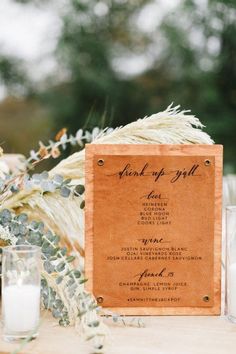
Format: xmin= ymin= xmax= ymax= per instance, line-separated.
xmin=85 ymin=145 xmax=222 ymax=315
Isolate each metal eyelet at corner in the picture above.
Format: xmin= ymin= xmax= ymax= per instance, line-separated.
xmin=204 ymin=159 xmax=211 ymax=166
xmin=203 ymin=295 xmax=210 ymax=302
xmin=97 ymin=159 xmax=104 ymax=166
xmin=97 ymin=296 xmax=104 ymax=304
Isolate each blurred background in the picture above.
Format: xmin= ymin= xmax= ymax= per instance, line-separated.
xmin=0 ymin=0 xmax=235 ymax=171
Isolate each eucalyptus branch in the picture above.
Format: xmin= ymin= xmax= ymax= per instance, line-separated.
xmin=101 ymin=308 xmax=145 ymax=328
xmin=26 ymin=127 xmax=112 ymax=169
xmin=0 ymin=125 xmax=110 ymax=205
xmin=0 ymin=209 xmax=106 ymax=352
xmin=0 ymin=171 xmax=85 ymax=209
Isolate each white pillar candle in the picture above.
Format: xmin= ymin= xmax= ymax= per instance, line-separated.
xmin=228 ymin=263 xmax=236 ymax=318
xmin=3 ymin=285 xmax=40 ymax=333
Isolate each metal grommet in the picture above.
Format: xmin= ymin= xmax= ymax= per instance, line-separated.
xmin=97 ymin=159 xmax=104 ymax=166
xmin=203 ymin=295 xmax=210 ymax=302
xmin=97 ymin=296 xmax=104 ymax=304
xmin=204 ymin=159 xmax=211 ymax=166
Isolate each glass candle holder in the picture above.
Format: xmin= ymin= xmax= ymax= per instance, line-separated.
xmin=1 ymin=245 xmax=41 ymax=342
xmin=226 ymin=206 xmax=236 ymax=323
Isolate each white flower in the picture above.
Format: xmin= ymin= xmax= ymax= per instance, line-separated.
xmin=84 ymin=130 xmax=92 ymax=142
xmin=92 ymin=127 xmax=101 ymax=141
xmin=60 ymin=134 xmax=68 ymax=150
xmin=30 ymin=150 xmax=39 ymax=161
xmin=75 ymin=129 xmax=83 ymax=146
xmin=76 ymin=129 xmax=83 ymax=139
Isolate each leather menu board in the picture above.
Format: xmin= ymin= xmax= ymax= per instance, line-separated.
xmin=85 ymin=144 xmax=222 ymax=315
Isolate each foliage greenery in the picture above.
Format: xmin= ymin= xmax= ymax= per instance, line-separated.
xmin=0 ymin=126 xmax=144 ymax=353
xmin=0 ymin=128 xmax=107 ymax=351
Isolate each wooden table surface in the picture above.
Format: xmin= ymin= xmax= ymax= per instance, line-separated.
xmin=0 ymin=313 xmax=236 ymax=354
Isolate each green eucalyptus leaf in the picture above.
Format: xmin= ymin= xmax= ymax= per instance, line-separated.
xmin=41 ymin=171 xmax=49 ymax=180
xmin=74 ymin=184 xmax=85 ymax=195
xmin=38 ymin=222 xmax=45 ymax=233
xmin=56 ymin=262 xmax=66 ymax=272
xmin=41 ymin=278 xmax=47 ymax=288
xmin=54 ymin=299 xmax=64 ymax=311
xmin=59 ymin=318 xmax=70 ymax=327
xmin=73 ymin=270 xmax=81 ymax=278
xmin=60 ymin=247 xmax=67 ymax=256
xmin=43 ymin=299 xmax=50 ymax=309
xmin=12 ymin=224 xmax=20 ymax=235
xmin=28 ymin=231 xmax=42 ymax=246
xmin=18 ymin=224 xmax=27 ymax=235
xmin=42 ymin=241 xmax=50 ymax=251
xmin=16 ymin=213 xmax=28 ymax=223
xmin=32 ymin=173 xmax=42 ymax=184
xmin=41 ymin=180 xmax=56 ymax=193
xmin=112 ymin=315 xmax=119 ymax=323
xmin=10 ymin=185 xmax=19 ymax=193
xmin=80 ymin=200 xmax=85 ymax=209
xmin=50 ymin=246 xmax=60 ymax=256
xmin=60 ymin=186 xmax=71 ymax=198
xmin=56 ymin=276 xmax=63 ymax=285
xmin=16 ymin=237 xmax=26 ymax=245
xmin=44 ymin=261 xmax=55 ymax=274
xmin=53 ymin=174 xmax=64 ymax=185
xmin=63 ymin=178 xmax=72 ymax=185
xmin=30 ymin=220 xmax=39 ymax=230
xmin=45 ymin=230 xmax=55 ymax=242
xmin=52 ymin=309 xmax=62 ymax=319
xmin=66 ymin=255 xmax=75 ymax=263
xmin=0 ymin=209 xmax=12 ymax=222
xmin=95 ymin=344 xmax=104 ymax=351
xmin=54 ymin=235 xmax=60 ymax=244
xmin=88 ymin=321 xmax=100 ymax=328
